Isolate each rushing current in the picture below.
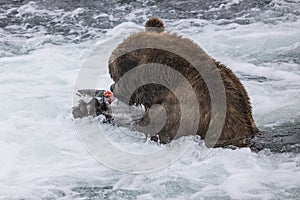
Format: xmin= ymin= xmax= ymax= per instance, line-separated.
xmin=0 ymin=0 xmax=300 ymax=199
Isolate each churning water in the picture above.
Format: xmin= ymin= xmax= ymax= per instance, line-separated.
xmin=0 ymin=0 xmax=300 ymax=199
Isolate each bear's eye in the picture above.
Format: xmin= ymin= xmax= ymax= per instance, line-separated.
xmin=110 ymin=83 xmax=115 ymax=92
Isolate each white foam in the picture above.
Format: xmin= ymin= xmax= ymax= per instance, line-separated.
xmin=0 ymin=8 xmax=300 ymax=200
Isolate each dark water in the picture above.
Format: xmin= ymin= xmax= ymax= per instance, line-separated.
xmin=250 ymin=121 xmax=300 ymax=153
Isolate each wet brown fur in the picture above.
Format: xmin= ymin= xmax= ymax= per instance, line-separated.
xmin=108 ymin=17 xmax=259 ymax=147
xmin=145 ymin=16 xmax=165 ymax=32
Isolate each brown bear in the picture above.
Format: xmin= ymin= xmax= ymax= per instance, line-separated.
xmin=108 ymin=17 xmax=259 ymax=148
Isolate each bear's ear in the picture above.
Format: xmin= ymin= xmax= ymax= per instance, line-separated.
xmin=145 ymin=17 xmax=165 ymax=33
